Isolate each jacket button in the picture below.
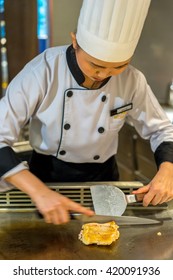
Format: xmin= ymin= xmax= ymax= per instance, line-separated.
xmin=101 ymin=95 xmax=106 ymax=102
xmin=98 ymin=127 xmax=105 ymax=133
xmin=59 ymin=150 xmax=66 ymax=155
xmin=64 ymin=123 xmax=71 ymax=130
xmin=94 ymin=155 xmax=100 ymax=160
xmin=67 ymin=90 xmax=73 ymax=97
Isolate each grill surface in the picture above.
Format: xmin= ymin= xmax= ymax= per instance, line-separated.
xmin=0 ymin=181 xmax=167 ymax=212
xmin=0 ymin=182 xmax=172 ymax=260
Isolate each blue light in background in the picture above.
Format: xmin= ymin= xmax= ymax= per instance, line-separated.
xmin=0 ymin=0 xmax=5 ymax=39
xmin=0 ymin=0 xmax=4 ymax=13
xmin=37 ymin=0 xmax=49 ymax=53
xmin=0 ymin=0 xmax=8 ymax=97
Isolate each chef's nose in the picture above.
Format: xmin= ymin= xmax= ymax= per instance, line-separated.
xmin=96 ymin=69 xmax=111 ymax=78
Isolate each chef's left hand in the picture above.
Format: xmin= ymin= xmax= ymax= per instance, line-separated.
xmin=132 ymin=162 xmax=173 ymax=206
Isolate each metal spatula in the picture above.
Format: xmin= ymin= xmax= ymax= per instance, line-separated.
xmin=90 ymin=184 xmax=144 ymax=216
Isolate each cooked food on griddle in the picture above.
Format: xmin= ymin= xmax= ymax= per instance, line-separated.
xmin=78 ymin=221 xmax=119 ymax=245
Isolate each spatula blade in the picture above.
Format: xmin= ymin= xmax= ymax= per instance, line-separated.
xmin=90 ymin=185 xmax=127 ymax=216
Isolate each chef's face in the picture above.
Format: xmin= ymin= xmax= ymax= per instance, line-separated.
xmin=71 ymin=33 xmax=131 ymax=82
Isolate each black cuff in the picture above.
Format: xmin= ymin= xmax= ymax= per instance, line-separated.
xmin=0 ymin=146 xmax=21 ymax=177
xmin=154 ymin=141 xmax=173 ymax=169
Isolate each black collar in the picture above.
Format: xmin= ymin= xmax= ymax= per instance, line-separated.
xmin=66 ymin=45 xmax=111 ymax=88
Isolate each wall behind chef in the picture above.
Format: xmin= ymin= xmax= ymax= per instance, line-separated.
xmin=132 ymin=0 xmax=173 ymax=104
xmin=50 ymin=0 xmax=81 ymax=46
xmin=0 ymin=0 xmax=38 ymax=96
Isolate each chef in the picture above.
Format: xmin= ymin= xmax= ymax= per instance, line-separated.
xmin=0 ymin=0 xmax=173 ymax=225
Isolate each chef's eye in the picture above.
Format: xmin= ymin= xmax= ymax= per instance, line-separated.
xmin=90 ymin=62 xmax=105 ymax=69
xmin=114 ymin=63 xmax=128 ymax=70
xmin=90 ymin=64 xmax=98 ymax=69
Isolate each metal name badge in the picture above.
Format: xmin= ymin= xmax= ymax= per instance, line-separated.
xmin=110 ymin=103 xmax=133 ymax=117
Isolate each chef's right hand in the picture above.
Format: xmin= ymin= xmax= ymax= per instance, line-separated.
xmin=34 ymin=188 xmax=94 ymax=225
xmin=5 ymin=169 xmax=94 ymax=225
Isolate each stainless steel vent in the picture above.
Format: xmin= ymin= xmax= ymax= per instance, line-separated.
xmin=0 ymin=181 xmax=167 ymax=212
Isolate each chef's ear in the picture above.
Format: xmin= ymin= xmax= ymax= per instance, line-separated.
xmin=70 ymin=32 xmax=78 ymax=50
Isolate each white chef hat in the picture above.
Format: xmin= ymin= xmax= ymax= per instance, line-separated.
xmin=76 ymin=0 xmax=151 ymax=62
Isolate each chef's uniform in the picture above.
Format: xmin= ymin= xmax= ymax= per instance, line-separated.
xmin=1 ymin=44 xmax=173 ymax=187
xmin=1 ymin=0 xmax=173 ymax=189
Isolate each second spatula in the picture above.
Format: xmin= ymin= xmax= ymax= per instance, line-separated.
xmin=90 ymin=184 xmax=144 ymax=216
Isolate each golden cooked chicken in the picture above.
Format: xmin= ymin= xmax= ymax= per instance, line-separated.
xmin=79 ymin=221 xmax=119 ymax=245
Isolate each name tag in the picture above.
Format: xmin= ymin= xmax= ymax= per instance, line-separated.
xmin=110 ymin=103 xmax=133 ymax=117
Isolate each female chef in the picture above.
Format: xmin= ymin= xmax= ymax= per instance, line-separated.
xmin=1 ymin=0 xmax=173 ymax=224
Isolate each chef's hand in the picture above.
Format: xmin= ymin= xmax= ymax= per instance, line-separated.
xmin=34 ymin=188 xmax=94 ymax=224
xmin=132 ymin=162 xmax=173 ymax=207
xmin=5 ymin=169 xmax=94 ymax=225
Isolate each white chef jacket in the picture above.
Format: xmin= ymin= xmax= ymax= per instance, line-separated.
xmin=0 ymin=45 xmax=173 ymax=180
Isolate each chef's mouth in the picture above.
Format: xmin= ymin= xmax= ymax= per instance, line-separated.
xmin=92 ymin=77 xmax=105 ymax=82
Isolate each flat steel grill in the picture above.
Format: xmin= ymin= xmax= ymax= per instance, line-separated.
xmin=0 ymin=182 xmax=167 ymax=212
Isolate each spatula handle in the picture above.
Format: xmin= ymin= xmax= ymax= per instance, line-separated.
xmin=125 ymin=194 xmax=137 ymax=203
xmin=126 ymin=193 xmax=145 ymax=204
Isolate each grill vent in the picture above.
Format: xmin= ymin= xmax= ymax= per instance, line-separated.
xmin=0 ymin=182 xmax=167 ymax=212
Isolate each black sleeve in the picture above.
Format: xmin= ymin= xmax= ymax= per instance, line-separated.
xmin=0 ymin=146 xmax=22 ymax=177
xmin=154 ymin=141 xmax=173 ymax=169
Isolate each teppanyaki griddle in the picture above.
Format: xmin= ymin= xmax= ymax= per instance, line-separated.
xmin=0 ymin=212 xmax=172 ymax=260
